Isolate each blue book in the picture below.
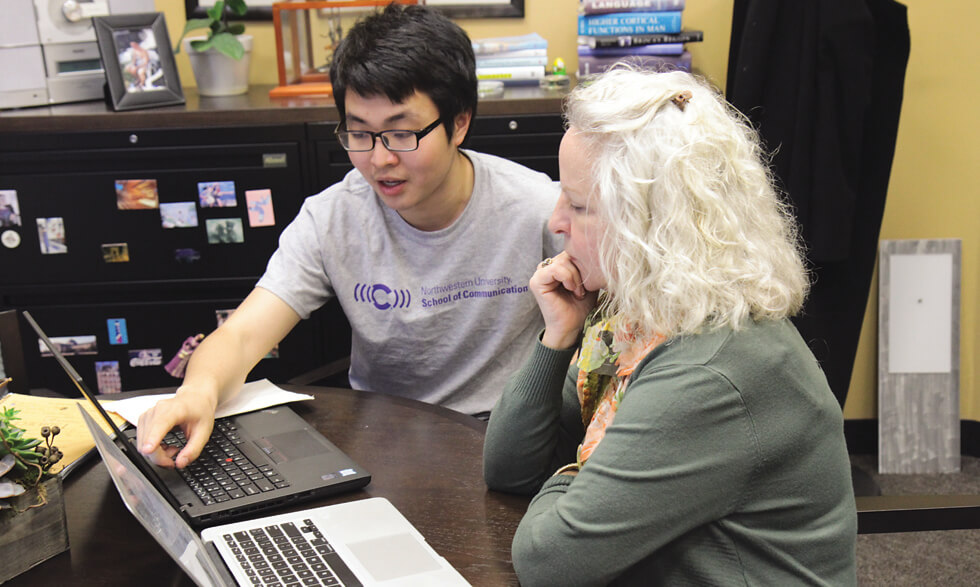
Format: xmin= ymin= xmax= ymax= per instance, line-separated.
xmin=580 ymin=0 xmax=685 ymax=15
xmin=472 ymin=33 xmax=548 ymax=55
xmin=476 ymin=65 xmax=547 ymax=85
xmin=577 ymin=11 xmax=683 ymax=36
xmin=578 ymin=43 xmax=684 ymax=57
xmin=477 ymin=55 xmax=550 ymax=68
xmin=577 ymin=51 xmax=692 ymax=77
xmin=581 ymin=30 xmax=704 ymax=49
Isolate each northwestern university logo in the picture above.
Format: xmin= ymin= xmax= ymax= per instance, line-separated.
xmin=353 ymin=283 xmax=411 ymax=310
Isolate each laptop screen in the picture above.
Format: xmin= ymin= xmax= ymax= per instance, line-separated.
xmin=22 ymin=311 xmax=192 ymax=505
xmin=78 ymin=405 xmax=227 ymax=587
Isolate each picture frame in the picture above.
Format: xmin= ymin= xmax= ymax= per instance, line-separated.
xmin=425 ymin=0 xmax=524 ymax=19
xmin=186 ymin=0 xmax=523 ymax=21
xmin=185 ymin=0 xmax=274 ymax=21
xmin=94 ymin=13 xmax=185 ymax=111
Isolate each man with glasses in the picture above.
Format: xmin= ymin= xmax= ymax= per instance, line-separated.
xmin=137 ymin=3 xmax=561 ymax=469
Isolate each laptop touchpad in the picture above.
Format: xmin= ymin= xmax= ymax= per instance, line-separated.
xmin=255 ymin=430 xmax=328 ymax=463
xmin=346 ymin=533 xmax=443 ymax=581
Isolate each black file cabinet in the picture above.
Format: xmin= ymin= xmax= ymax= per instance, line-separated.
xmin=0 ymin=124 xmax=330 ymax=395
xmin=308 ymin=112 xmax=563 ymax=192
xmin=465 ymin=114 xmax=564 ymax=180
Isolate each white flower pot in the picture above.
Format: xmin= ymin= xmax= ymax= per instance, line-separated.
xmin=184 ymin=34 xmax=253 ymax=97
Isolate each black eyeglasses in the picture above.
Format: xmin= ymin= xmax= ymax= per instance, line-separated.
xmin=334 ymin=119 xmax=443 ymax=152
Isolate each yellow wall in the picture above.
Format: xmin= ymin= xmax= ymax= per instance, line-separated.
xmin=157 ymin=0 xmax=977 ymax=422
xmin=155 ymin=0 xmax=734 ymax=93
xmin=845 ymin=0 xmax=979 ymax=422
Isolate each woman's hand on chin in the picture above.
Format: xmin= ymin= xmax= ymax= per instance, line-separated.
xmin=530 ymin=252 xmax=599 ymax=350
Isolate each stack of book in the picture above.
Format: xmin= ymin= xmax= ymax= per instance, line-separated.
xmin=576 ymin=0 xmax=702 ymax=78
xmin=473 ymin=33 xmax=549 ymax=85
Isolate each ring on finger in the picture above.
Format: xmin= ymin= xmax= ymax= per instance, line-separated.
xmin=539 ymin=257 xmax=554 ymax=268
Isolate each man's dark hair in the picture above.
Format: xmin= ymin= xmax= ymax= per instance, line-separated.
xmin=329 ymin=3 xmax=478 ymax=142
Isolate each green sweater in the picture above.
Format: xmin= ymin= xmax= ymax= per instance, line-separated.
xmin=484 ymin=319 xmax=857 ymax=586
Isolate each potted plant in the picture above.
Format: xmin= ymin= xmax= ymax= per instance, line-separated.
xmin=176 ymin=0 xmax=254 ymax=96
xmin=0 ymin=407 xmax=69 ymax=582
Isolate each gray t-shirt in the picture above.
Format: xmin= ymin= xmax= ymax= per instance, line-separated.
xmin=258 ymin=150 xmax=562 ymax=414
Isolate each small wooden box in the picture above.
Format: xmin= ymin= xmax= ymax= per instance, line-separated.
xmin=0 ymin=476 xmax=70 ymax=582
xmin=270 ymin=0 xmax=418 ymax=98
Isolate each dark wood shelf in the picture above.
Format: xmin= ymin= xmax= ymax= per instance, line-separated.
xmin=0 ymin=84 xmax=567 ymax=133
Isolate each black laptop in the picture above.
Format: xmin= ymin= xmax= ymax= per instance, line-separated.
xmin=23 ymin=311 xmax=371 ymax=527
xmin=79 ymin=406 xmax=469 ymax=586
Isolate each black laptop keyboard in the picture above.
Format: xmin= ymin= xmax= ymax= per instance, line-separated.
xmin=163 ymin=420 xmax=290 ymax=505
xmin=222 ymin=519 xmax=361 ymax=586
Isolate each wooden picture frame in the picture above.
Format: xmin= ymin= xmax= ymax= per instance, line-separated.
xmin=426 ymin=0 xmax=524 ymax=18
xmin=186 ymin=0 xmax=523 ymax=20
xmin=185 ymin=0 xmax=274 ymax=21
xmin=93 ymin=13 xmax=185 ymax=112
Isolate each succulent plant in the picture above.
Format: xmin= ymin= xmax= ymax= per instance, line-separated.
xmin=0 ymin=407 xmax=62 ymax=510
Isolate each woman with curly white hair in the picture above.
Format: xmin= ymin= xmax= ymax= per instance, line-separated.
xmin=484 ymin=67 xmax=857 ymax=586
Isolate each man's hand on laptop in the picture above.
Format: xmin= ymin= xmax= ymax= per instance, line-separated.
xmin=137 ymin=387 xmax=218 ymax=469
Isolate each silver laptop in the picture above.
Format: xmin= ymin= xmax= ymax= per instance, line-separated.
xmin=80 ymin=406 xmax=470 ymax=586
xmin=23 ymin=310 xmax=372 ymax=527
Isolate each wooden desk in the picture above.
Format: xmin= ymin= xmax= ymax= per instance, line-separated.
xmin=6 ymin=386 xmax=531 ymax=586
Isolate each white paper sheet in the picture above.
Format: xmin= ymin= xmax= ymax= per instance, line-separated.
xmin=107 ymin=379 xmax=314 ymax=425
xmin=888 ymin=253 xmax=953 ymax=374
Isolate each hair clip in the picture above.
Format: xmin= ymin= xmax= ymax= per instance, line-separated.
xmin=671 ymin=90 xmax=693 ymax=112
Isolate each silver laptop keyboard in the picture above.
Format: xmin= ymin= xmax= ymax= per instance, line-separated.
xmin=163 ymin=420 xmax=290 ymax=505
xmin=222 ymin=519 xmax=361 ymax=586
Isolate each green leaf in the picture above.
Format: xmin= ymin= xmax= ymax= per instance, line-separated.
xmin=182 ymin=18 xmax=214 ymax=35
xmin=226 ymin=0 xmax=248 ymax=16
xmin=228 ymin=23 xmax=245 ymax=36
xmin=175 ymin=17 xmax=215 ymax=53
xmin=211 ymin=32 xmax=245 ymax=60
xmin=189 ymin=38 xmax=215 ymax=52
xmin=206 ymin=1 xmax=225 ymax=22
xmin=20 ymin=439 xmax=42 ymax=450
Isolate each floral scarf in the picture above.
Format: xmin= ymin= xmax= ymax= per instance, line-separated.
xmin=573 ymin=313 xmax=665 ymax=465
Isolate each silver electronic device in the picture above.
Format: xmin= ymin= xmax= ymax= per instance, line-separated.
xmin=0 ymin=0 xmax=48 ymax=109
xmin=1 ymin=0 xmax=154 ymax=109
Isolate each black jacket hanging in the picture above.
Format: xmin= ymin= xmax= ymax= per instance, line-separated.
xmin=726 ymin=0 xmax=910 ymax=406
